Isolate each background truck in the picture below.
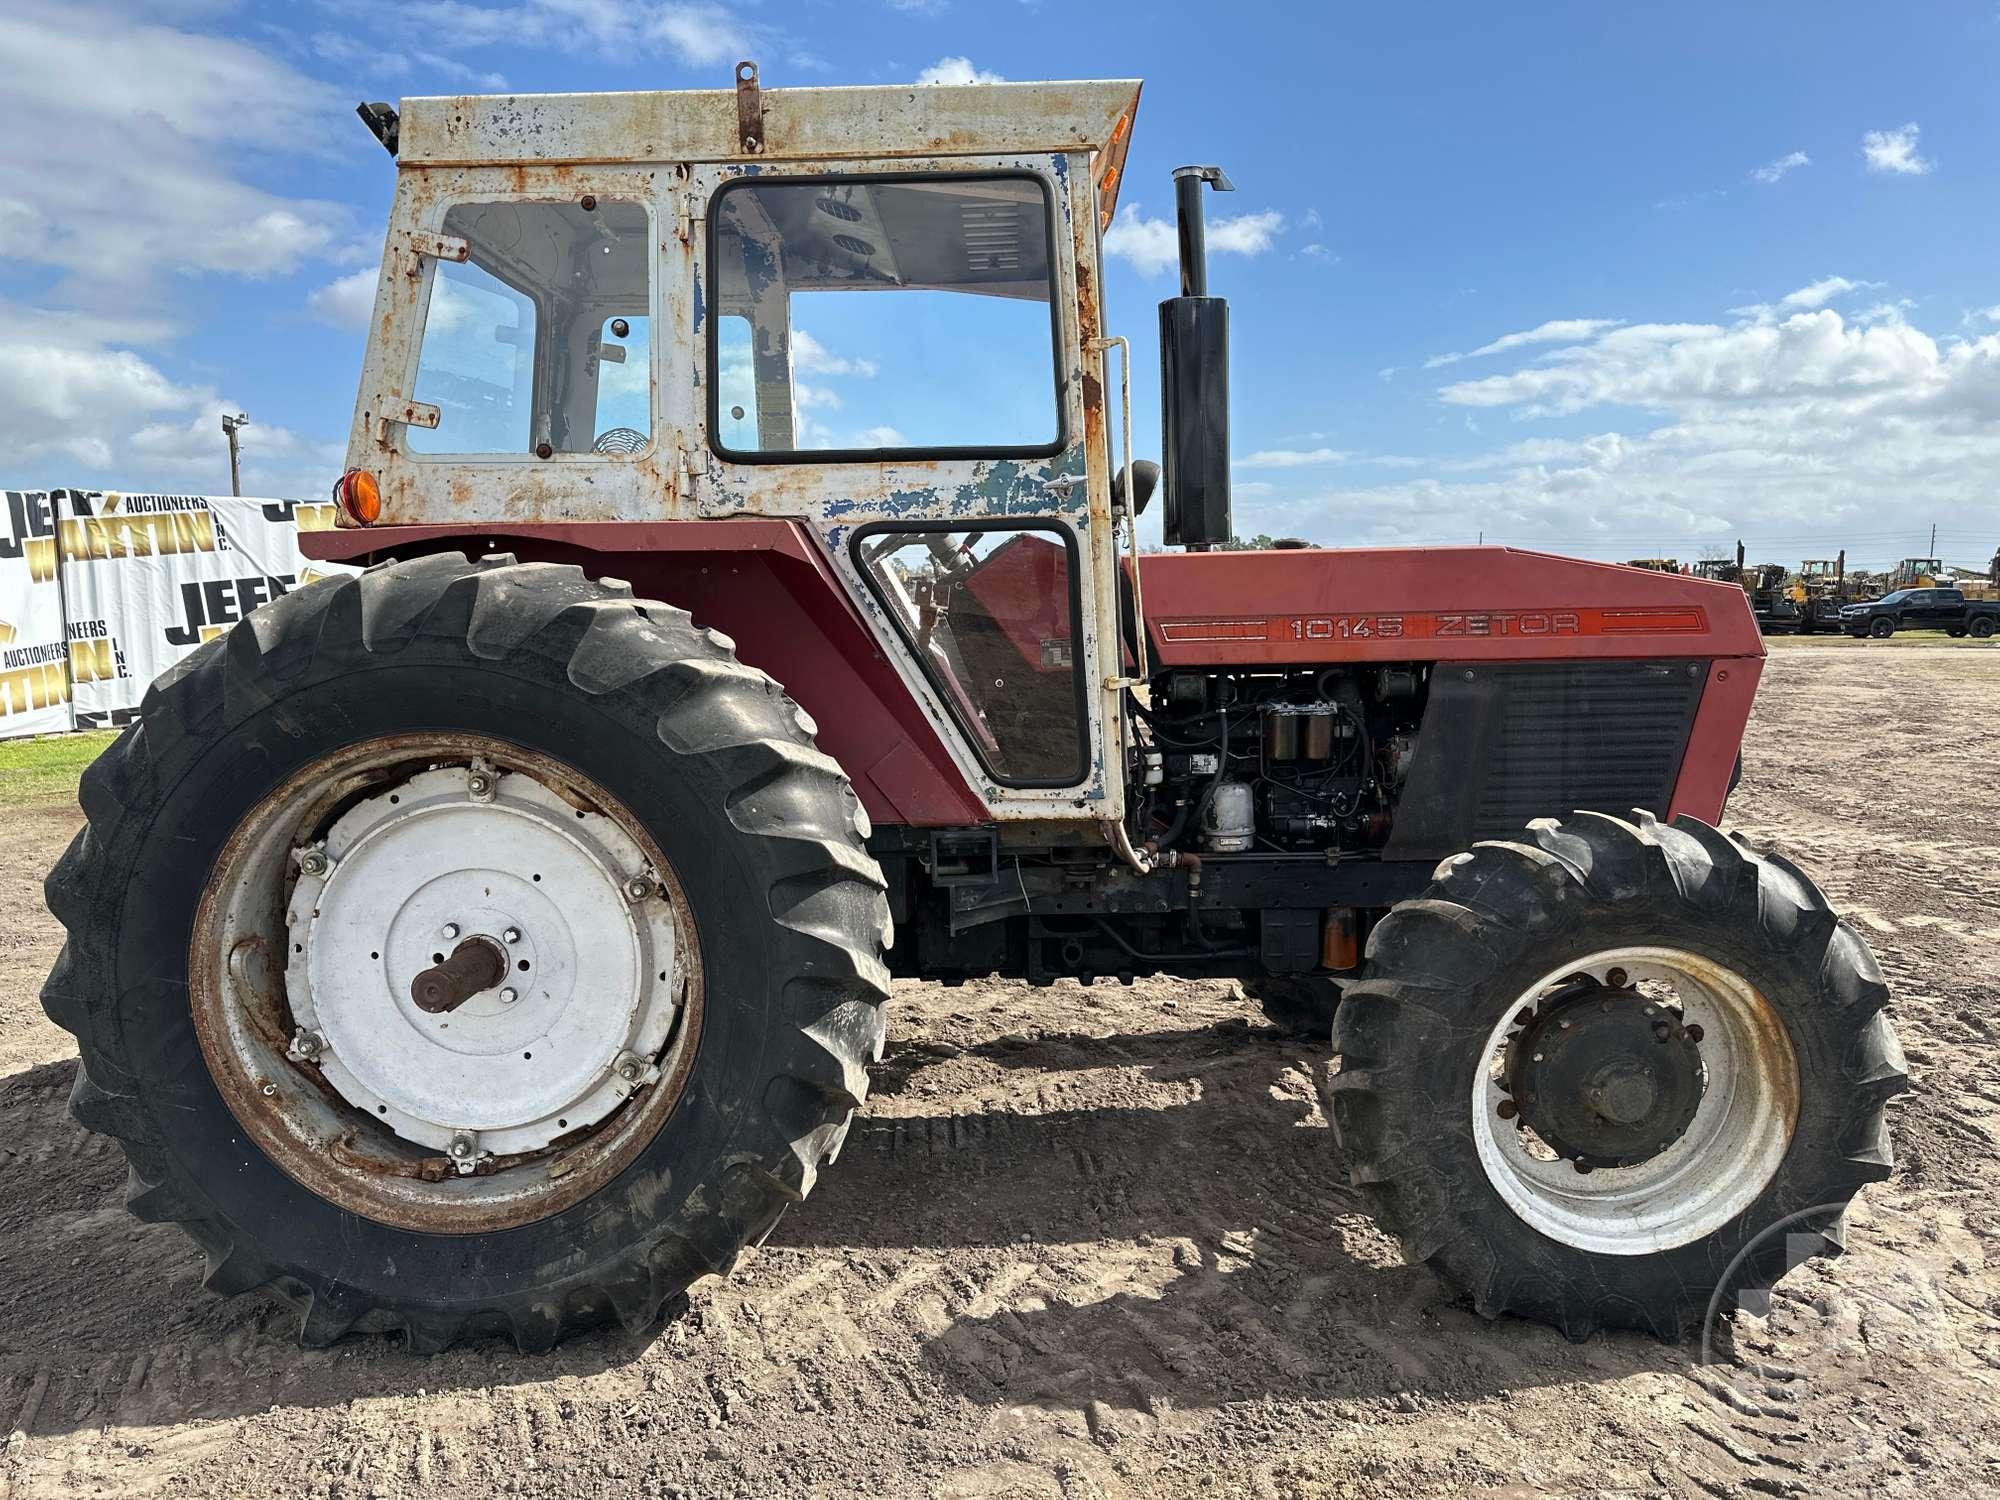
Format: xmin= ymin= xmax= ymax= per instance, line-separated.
xmin=41 ymin=68 xmax=1904 ymax=1355
xmin=1841 ymin=586 xmax=2000 ymax=638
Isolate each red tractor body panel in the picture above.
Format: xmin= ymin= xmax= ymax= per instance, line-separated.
xmin=1138 ymin=546 xmax=1763 ymax=827
xmin=1138 ymin=546 xmax=1762 ymax=663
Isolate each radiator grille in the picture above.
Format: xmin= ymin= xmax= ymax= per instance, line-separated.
xmin=1471 ymin=663 xmax=1703 ymax=839
xmin=1384 ymin=659 xmax=1707 ymax=861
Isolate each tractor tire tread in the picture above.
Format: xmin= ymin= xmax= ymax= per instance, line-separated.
xmin=41 ymin=553 xmax=890 ymax=1354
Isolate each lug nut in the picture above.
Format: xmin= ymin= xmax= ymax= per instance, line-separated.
xmin=624 ymin=876 xmax=653 ymax=901
xmin=1496 ymin=1099 xmax=1518 ymax=1120
xmin=1606 ymin=967 xmax=1628 ymax=988
xmin=617 ymin=1060 xmax=641 ymax=1082
xmin=500 ymin=988 xmax=518 ymax=1004
xmin=503 ymin=927 xmax=521 ymax=944
xmin=440 ymin=923 xmax=460 ymax=941
xmin=467 ymin=770 xmax=495 ymax=802
xmin=298 ymin=848 xmax=329 ymax=877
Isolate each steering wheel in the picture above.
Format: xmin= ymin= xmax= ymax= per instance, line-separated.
xmin=591 ymin=427 xmax=648 ymax=455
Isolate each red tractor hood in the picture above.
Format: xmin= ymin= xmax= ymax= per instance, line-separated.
xmin=1136 ymin=546 xmax=1764 ymax=665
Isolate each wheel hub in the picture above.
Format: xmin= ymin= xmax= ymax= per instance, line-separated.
xmin=1505 ymin=981 xmax=1706 ymax=1169
xmin=283 ymin=761 xmax=681 ymax=1163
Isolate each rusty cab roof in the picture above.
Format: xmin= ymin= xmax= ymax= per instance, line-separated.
xmin=396 ymin=77 xmax=1143 ymax=223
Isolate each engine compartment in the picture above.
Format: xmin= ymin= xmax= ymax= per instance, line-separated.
xmin=1134 ymin=664 xmax=1429 ymax=858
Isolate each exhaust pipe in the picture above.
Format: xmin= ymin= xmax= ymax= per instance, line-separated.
xmin=1159 ymin=165 xmax=1235 ymax=551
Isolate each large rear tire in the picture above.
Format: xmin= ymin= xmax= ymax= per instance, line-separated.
xmin=42 ymin=555 xmax=890 ymax=1351
xmin=1329 ymin=811 xmax=1906 ymax=1341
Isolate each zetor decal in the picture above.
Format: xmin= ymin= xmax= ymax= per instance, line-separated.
xmin=1159 ymin=606 xmax=1709 ymax=643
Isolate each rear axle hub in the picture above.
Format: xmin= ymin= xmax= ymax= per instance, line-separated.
xmin=1505 ymin=983 xmax=1706 ymax=1169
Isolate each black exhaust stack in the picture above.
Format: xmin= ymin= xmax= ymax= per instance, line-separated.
xmin=1159 ymin=165 xmax=1234 ymax=551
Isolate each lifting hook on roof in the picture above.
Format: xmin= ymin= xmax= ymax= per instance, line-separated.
xmin=735 ymin=60 xmax=764 ymax=154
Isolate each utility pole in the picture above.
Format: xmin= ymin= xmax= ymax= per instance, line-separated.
xmin=221 ymin=412 xmax=249 ymax=497
xmin=1928 ymin=522 xmax=1936 ymax=556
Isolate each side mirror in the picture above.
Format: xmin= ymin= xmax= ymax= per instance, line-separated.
xmin=1113 ymin=459 xmax=1160 ymax=517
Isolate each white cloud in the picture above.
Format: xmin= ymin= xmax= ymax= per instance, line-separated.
xmin=916 ymin=56 xmax=1003 ymax=85
xmin=791 ymin=329 xmax=877 ymax=378
xmin=1779 ymin=276 xmax=1869 ymax=311
xmin=379 ymin=0 xmax=753 ymax=68
xmin=1425 ymin=318 xmax=1623 ymax=369
xmin=1230 ymin=297 xmax=2000 ymax=566
xmin=307 ymin=269 xmax=379 ymax=332
xmin=1729 ymin=275 xmax=1880 ymax=323
xmin=1237 ymin=448 xmax=1353 ymax=469
xmin=793 ymin=381 xmax=842 ymax=411
xmin=1207 ymin=210 xmax=1285 ymax=257
xmin=852 ymin=424 xmax=908 ymax=446
xmin=0 ymin=2 xmax=348 ymax=298
xmin=1436 ymin=309 xmax=1945 ymax=415
xmin=1861 ymin=123 xmax=1934 ymax=176
xmin=1750 ymin=150 xmax=1810 ymax=185
xmin=1300 ymin=243 xmax=1335 ymax=262
xmin=1102 ymin=203 xmax=1286 ymax=276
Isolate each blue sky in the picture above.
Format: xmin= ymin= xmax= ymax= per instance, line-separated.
xmin=2 ymin=1 xmax=1997 ymax=571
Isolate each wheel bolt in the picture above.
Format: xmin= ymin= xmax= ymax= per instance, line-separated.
xmin=625 ymin=877 xmax=653 ymax=901
xmin=440 ymin=923 xmax=460 ymax=941
xmin=1606 ymin=967 xmax=1628 ymax=988
xmin=298 ymin=848 xmax=329 ymax=877
xmin=500 ymin=988 xmax=518 ymax=1004
xmin=467 ymin=771 xmax=495 ymax=801
xmin=503 ymin=927 xmax=521 ymax=944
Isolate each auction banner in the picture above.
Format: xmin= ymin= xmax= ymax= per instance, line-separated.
xmin=0 ymin=490 xmax=73 ymax=739
xmin=51 ymin=492 xmax=355 ymax=730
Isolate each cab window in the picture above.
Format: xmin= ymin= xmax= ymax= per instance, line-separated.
xmin=708 ymin=174 xmax=1063 ymax=460
xmin=853 ymin=523 xmax=1085 ymax=786
xmin=410 ymin=200 xmax=652 ymax=457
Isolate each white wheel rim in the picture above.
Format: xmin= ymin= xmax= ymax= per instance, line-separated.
xmin=1470 ymin=945 xmax=1799 ymax=1255
xmin=286 ymin=763 xmax=680 ymax=1157
xmin=190 ymin=735 xmax=704 ymax=1234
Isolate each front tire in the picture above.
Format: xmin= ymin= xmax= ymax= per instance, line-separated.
xmin=1869 ymin=617 xmax=1896 ymax=638
xmin=42 ymin=555 xmax=890 ymax=1351
xmin=1329 ymin=811 xmax=1905 ymax=1340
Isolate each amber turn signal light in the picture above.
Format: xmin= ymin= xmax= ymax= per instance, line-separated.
xmin=333 ymin=469 xmax=381 ymax=525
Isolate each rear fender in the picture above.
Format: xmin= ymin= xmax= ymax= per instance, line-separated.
xmin=302 ymin=519 xmax=985 ymax=826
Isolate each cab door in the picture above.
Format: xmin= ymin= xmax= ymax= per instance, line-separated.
xmin=675 ymin=155 xmax=1125 ymax=822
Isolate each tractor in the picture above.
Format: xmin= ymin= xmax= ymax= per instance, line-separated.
xmin=42 ymin=69 xmax=1904 ymax=1352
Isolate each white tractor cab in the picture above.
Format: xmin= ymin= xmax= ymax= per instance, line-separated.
xmin=339 ymin=69 xmax=1178 ymax=829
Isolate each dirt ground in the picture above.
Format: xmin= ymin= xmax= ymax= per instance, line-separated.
xmin=2 ymin=643 xmax=1995 ymax=1499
